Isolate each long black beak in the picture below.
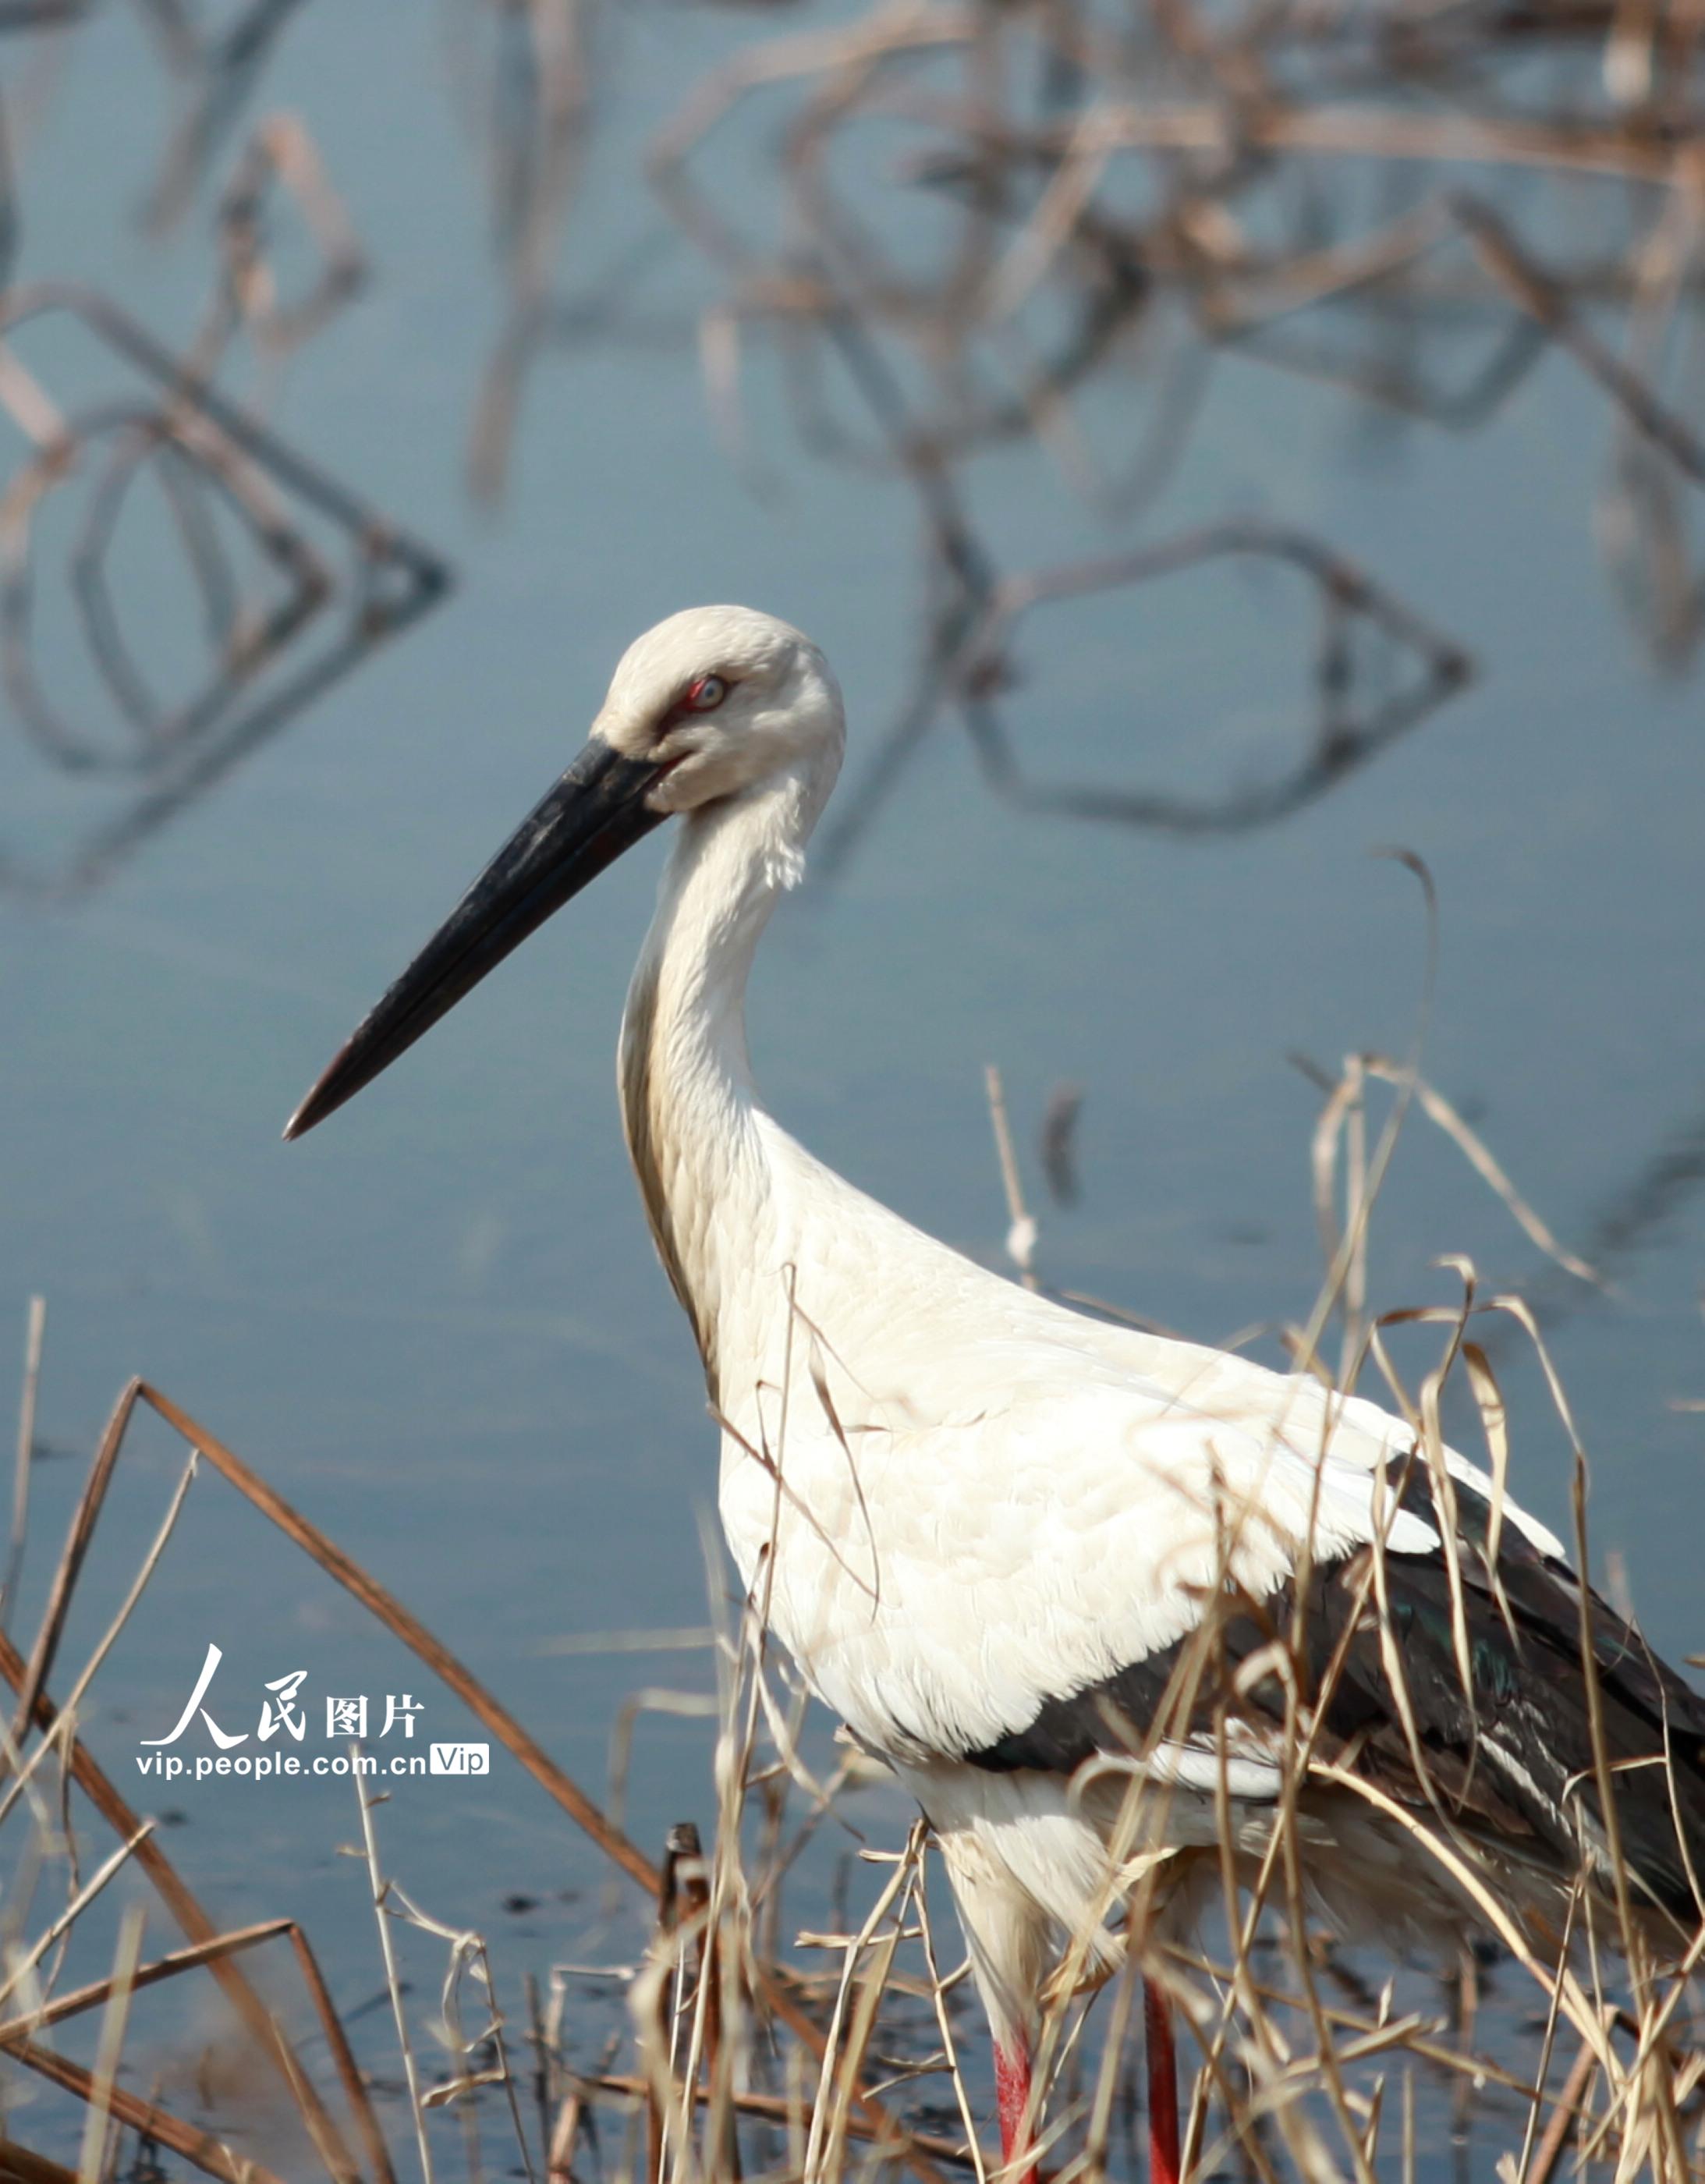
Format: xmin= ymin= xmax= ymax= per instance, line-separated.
xmin=284 ymin=739 xmax=668 ymax=1140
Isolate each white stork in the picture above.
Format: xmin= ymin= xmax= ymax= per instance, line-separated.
xmin=286 ymin=606 xmax=1705 ymax=2184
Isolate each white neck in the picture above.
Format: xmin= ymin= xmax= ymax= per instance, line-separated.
xmin=616 ymin=757 xmax=833 ymax=1395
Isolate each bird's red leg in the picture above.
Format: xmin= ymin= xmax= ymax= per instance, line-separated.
xmin=1143 ymin=1978 xmax=1181 ymax=2184
xmin=994 ymin=2037 xmax=1040 ymax=2184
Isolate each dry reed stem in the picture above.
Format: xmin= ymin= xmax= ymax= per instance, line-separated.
xmin=1333 ymin=1055 xmax=1600 ymax=1288
xmin=73 ymin=1901 xmax=142 ymax=2184
xmin=983 ymin=1064 xmax=1037 ymax=1289
xmin=0 ymin=2138 xmax=78 ymax=2184
xmin=1 ymin=1297 xmax=44 ymax=1637
xmin=354 ymin=1766 xmax=435 ymax=2184
xmin=1526 ymin=2023 xmax=1613 ymax=2183
xmin=0 ymin=1909 xmax=392 ymax=2184
xmin=0 ymin=1450 xmax=198 ymax=1845
xmin=574 ymin=2073 xmax=978 ymax=2170
xmin=7 ymin=1380 xmax=141 ymax=1753
xmin=2 ymin=2028 xmax=292 ymax=2184
xmin=546 ymin=2081 xmax=584 ymax=2182
xmin=405 ymin=1897 xmax=537 ymax=2183
xmin=910 ymin=1851 xmax=985 ymax=2184
xmin=0 ymin=1823 xmax=154 ymax=2021
xmin=0 ymin=1916 xmax=292 ymax=2044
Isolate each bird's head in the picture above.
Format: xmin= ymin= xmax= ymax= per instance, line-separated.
xmin=596 ymin=604 xmax=844 ymax=813
xmin=282 ymin=604 xmax=842 ymax=1141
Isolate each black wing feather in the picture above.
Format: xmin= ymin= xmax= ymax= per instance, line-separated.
xmin=964 ymin=1463 xmax=1705 ymax=1927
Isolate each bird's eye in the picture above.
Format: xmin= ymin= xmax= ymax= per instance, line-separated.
xmin=686 ymin=674 xmax=728 ymax=712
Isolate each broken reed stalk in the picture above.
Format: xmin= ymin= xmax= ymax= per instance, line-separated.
xmin=0 ymin=1916 xmax=292 ymax=2043
xmin=2 ymin=2030 xmax=292 ymax=2184
xmin=0 ymin=1449 xmax=197 ymax=1849
xmin=7 ymin=1379 xmax=141 ymax=1755
xmin=0 ymin=1917 xmax=393 ymax=2184
xmin=0 ymin=2136 xmax=78 ymax=2184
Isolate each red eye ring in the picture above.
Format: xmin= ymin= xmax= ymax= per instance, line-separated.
xmin=686 ymin=674 xmax=728 ymax=712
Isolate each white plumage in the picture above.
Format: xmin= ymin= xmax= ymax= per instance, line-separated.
xmin=289 ymin=604 xmax=1705 ymax=2184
